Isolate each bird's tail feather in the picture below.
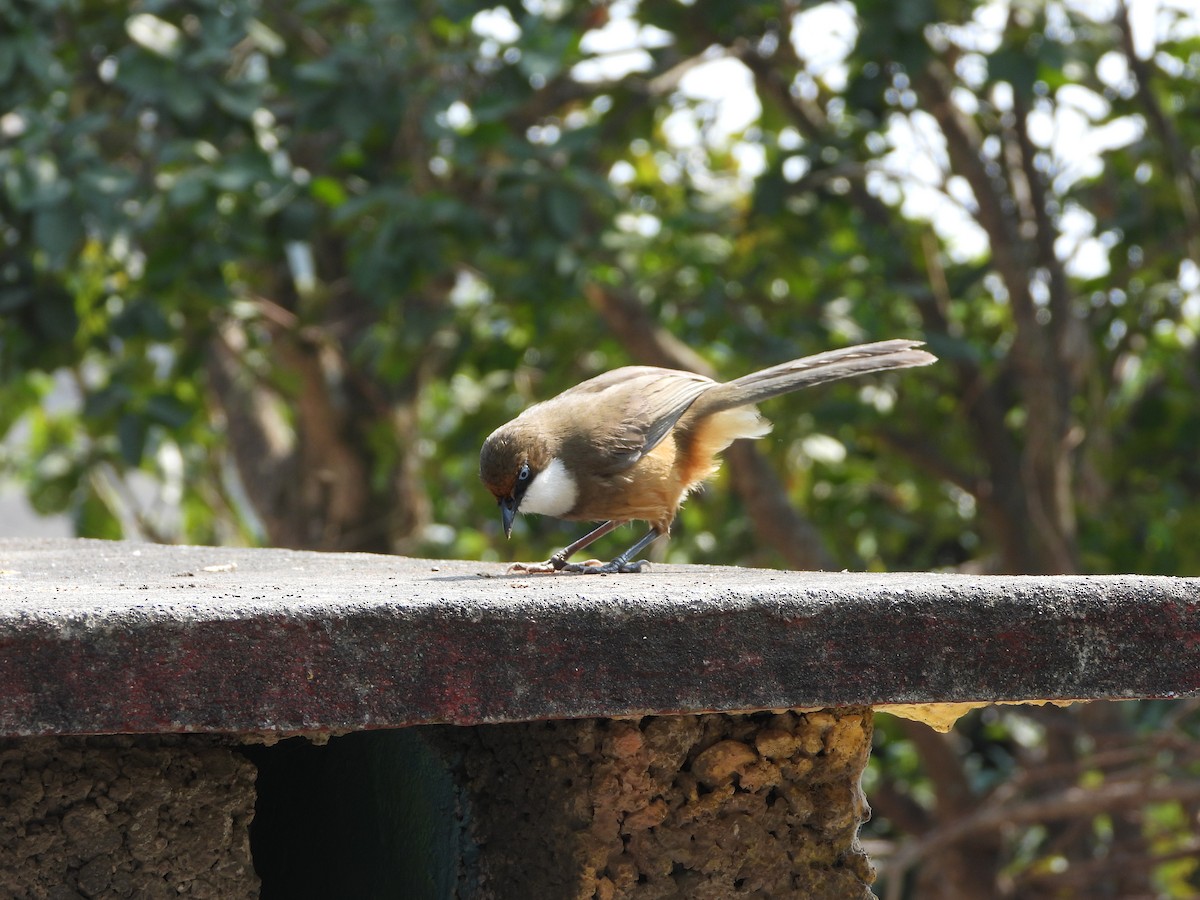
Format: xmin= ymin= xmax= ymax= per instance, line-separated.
xmin=687 ymin=339 xmax=936 ymax=418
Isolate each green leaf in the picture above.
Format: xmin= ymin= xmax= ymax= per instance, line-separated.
xmin=894 ymin=0 xmax=935 ymax=34
xmin=211 ymin=162 xmax=260 ymax=192
xmin=162 ymin=75 xmax=207 ymax=120
xmin=144 ymin=394 xmax=193 ymax=429
xmin=32 ymin=289 xmax=79 ymax=343
xmin=294 ymin=58 xmax=342 ymax=85
xmin=0 ymin=285 xmax=34 ymax=314
xmin=75 ymin=488 xmax=124 ymax=540
xmin=17 ymin=32 xmax=56 ymax=87
xmin=246 ymin=18 xmax=286 ymax=56
xmin=311 ymin=176 xmax=348 ymax=207
xmin=79 ymin=168 xmax=138 ymax=198
xmin=32 ymin=204 xmax=83 ymax=269
xmin=989 ymin=46 xmax=1037 ymax=99
xmin=0 ymin=38 xmax=18 ymax=84
xmin=545 ymin=187 xmax=581 ymax=237
xmin=166 ymin=169 xmax=209 ymax=207
xmin=30 ymin=454 xmax=78 ymax=517
xmin=0 ymin=373 xmax=47 ymax=437
xmin=116 ymin=412 xmax=147 ymax=465
xmin=84 ymin=383 xmax=134 ymax=419
xmin=213 ymin=85 xmax=263 ymax=121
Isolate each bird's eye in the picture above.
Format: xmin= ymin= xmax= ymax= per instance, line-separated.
xmin=517 ymin=462 xmax=531 ymax=482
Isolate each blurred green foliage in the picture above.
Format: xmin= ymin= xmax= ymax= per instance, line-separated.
xmin=3 ymin=0 xmax=1197 ymax=576
xmin=3 ymin=1 xmax=1200 ymax=894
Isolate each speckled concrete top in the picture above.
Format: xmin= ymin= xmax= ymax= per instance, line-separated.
xmin=1 ymin=538 xmax=1197 ymax=736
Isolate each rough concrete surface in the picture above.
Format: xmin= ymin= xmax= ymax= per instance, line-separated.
xmin=1 ymin=537 xmax=1198 ymax=736
xmin=0 ymin=735 xmax=258 ymax=898
xmin=437 ymin=708 xmax=875 ymax=899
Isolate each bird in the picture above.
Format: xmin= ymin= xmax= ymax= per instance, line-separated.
xmin=479 ymin=339 xmax=936 ymax=574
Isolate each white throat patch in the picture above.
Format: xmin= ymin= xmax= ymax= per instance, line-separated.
xmin=519 ymin=457 xmax=578 ymax=518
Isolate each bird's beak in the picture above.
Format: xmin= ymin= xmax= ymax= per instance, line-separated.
xmin=501 ymin=496 xmax=517 ymax=538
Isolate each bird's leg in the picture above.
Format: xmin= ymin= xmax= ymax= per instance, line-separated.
xmin=552 ymin=520 xmax=623 ymax=568
xmin=559 ymin=527 xmax=663 ymax=575
xmin=507 ymin=520 xmax=621 ymax=574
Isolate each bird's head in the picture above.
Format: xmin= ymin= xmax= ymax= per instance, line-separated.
xmin=480 ymin=422 xmax=576 ymax=536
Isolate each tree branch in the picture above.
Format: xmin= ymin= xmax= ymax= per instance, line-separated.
xmin=1017 ymin=840 xmax=1200 ymax=893
xmin=884 ymin=777 xmax=1200 ymax=882
xmin=916 ymin=60 xmax=1079 ymax=573
xmin=1116 ymin=0 xmax=1200 ymax=261
xmin=206 ymin=321 xmax=302 ymax=544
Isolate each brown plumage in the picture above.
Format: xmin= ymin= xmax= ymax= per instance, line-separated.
xmin=479 ymin=339 xmax=937 ymax=573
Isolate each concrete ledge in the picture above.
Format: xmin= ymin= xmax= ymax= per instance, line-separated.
xmin=1 ymin=538 xmax=1197 ymax=737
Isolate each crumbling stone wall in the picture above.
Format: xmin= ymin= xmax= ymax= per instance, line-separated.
xmin=0 ymin=712 xmax=874 ymax=898
xmin=0 ymin=735 xmax=258 ymax=899
xmin=442 ymin=708 xmax=875 ymax=899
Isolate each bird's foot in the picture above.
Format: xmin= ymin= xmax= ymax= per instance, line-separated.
xmin=558 ymin=558 xmax=647 ymax=574
xmin=507 ymin=556 xmax=647 ymax=575
xmin=506 ymin=552 xmax=589 ymax=574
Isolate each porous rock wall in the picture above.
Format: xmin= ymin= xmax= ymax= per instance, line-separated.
xmin=441 ymin=708 xmax=875 ymax=899
xmin=0 ymin=735 xmax=258 ymax=899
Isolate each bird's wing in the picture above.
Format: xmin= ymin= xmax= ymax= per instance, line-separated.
xmin=538 ymin=367 xmax=714 ymax=476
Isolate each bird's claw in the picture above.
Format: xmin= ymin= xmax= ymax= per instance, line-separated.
xmin=506 ymin=558 xmax=648 ymax=575
xmin=558 ymin=558 xmax=647 ymax=575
